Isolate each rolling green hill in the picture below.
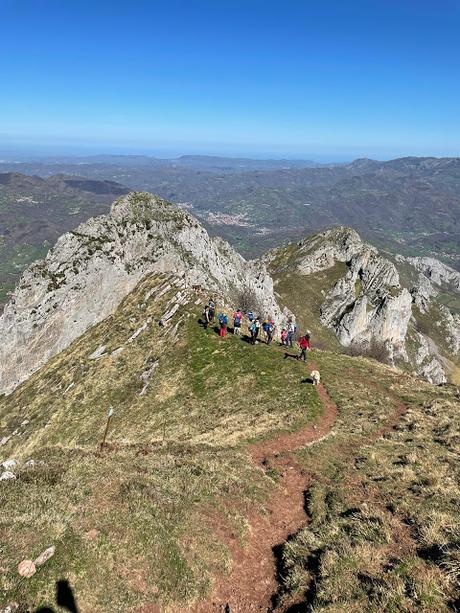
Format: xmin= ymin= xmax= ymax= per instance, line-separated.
xmin=1 ymin=155 xmax=460 ymax=267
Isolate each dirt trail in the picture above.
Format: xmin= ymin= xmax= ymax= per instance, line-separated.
xmin=190 ymin=365 xmax=338 ymax=613
xmin=189 ymin=365 xmax=409 ymax=613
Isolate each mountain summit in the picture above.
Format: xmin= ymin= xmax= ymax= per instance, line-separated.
xmin=0 ymin=192 xmax=282 ymax=394
xmin=266 ymin=226 xmax=460 ymax=384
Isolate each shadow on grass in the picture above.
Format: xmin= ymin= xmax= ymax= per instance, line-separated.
xmin=35 ymin=579 xmax=78 ymax=612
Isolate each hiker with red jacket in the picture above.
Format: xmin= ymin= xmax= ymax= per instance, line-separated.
xmin=280 ymin=328 xmax=287 ymax=346
xmin=298 ymin=330 xmax=311 ymax=361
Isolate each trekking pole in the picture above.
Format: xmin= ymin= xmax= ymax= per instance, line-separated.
xmin=100 ymin=406 xmax=114 ymax=451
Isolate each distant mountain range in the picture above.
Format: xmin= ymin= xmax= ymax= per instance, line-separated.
xmin=0 ymin=153 xmax=322 ymax=172
xmin=0 ymin=155 xmax=459 ymax=305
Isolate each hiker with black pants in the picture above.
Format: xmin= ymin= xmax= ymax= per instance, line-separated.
xmin=298 ymin=332 xmax=311 ymax=361
xmin=249 ymin=318 xmax=260 ymax=345
xmin=233 ymin=309 xmax=243 ymax=335
xmin=266 ymin=319 xmax=275 ymax=345
xmin=203 ymin=305 xmax=211 ymax=330
xmin=286 ymin=321 xmax=296 ymax=348
xmin=208 ymin=299 xmax=216 ymax=323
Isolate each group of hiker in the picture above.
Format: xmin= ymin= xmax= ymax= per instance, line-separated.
xmin=202 ymin=299 xmax=312 ymax=360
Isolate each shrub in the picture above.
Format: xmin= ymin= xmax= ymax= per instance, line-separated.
xmin=235 ymin=286 xmax=265 ymax=318
xmin=346 ymin=338 xmax=392 ymax=365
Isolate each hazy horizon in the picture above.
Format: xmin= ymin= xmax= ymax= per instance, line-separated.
xmin=0 ymin=140 xmax=459 ymax=165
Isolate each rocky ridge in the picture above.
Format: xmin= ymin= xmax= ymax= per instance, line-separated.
xmin=266 ymin=227 xmax=460 ymax=384
xmin=0 ymin=192 xmax=284 ymax=395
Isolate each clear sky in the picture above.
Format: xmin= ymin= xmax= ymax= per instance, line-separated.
xmin=0 ymin=0 xmax=459 ymax=160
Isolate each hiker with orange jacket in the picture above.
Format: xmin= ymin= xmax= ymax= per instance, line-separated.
xmin=298 ymin=331 xmax=311 ymax=362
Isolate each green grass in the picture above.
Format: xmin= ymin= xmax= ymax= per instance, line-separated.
xmin=0 ymin=272 xmax=323 ymax=611
xmin=273 ymin=351 xmax=460 ymax=612
xmin=273 ymin=263 xmax=347 ymax=351
xmin=2 ymin=270 xmax=459 ymax=612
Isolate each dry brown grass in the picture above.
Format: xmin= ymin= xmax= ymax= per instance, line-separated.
xmin=274 ymin=352 xmax=460 ymax=612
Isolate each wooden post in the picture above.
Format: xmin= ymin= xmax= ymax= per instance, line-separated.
xmin=100 ymin=406 xmax=113 ymax=451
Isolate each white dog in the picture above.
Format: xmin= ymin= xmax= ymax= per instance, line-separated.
xmin=310 ymin=370 xmax=321 ymax=385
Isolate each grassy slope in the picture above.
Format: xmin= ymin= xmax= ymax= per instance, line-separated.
xmin=273 ymin=264 xmax=346 ymax=351
xmin=265 ymin=247 xmax=460 ymax=611
xmin=267 ymin=240 xmax=347 ymax=351
xmin=274 ymin=351 xmax=460 ymax=612
xmin=0 ymin=273 xmax=322 ymax=611
xmin=1 ymin=271 xmax=459 ymax=612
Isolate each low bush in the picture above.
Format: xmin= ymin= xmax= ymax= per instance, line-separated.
xmin=346 ymin=338 xmax=392 ymax=365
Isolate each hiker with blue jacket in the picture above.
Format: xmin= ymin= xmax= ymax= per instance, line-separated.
xmin=266 ymin=318 xmax=275 ymax=345
xmin=249 ymin=317 xmax=261 ymax=345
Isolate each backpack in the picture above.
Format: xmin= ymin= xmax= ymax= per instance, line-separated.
xmin=222 ymin=314 xmax=228 ymax=325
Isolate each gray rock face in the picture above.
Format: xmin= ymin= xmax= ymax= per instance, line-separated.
xmin=295 ymin=227 xmax=364 ymax=274
xmin=411 ymin=273 xmax=438 ymax=313
xmin=406 ymin=257 xmax=460 ymax=290
xmin=268 ymin=226 xmax=459 ymax=384
xmin=413 ymin=332 xmax=447 ymax=385
xmin=0 ymin=193 xmax=283 ymax=394
xmin=438 ymin=306 xmax=460 ymax=356
xmin=293 ymin=228 xmax=412 ymax=359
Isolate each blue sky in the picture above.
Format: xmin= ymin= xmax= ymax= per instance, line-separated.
xmin=0 ymin=0 xmax=459 ymax=160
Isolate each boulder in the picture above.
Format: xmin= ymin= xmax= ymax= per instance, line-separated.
xmin=17 ymin=560 xmax=36 ymax=578
xmin=0 ymin=471 xmax=16 ymax=481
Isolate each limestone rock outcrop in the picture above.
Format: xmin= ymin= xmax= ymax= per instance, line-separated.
xmin=0 ymin=192 xmax=283 ymax=394
xmin=406 ymin=256 xmax=460 ymax=291
xmin=266 ymin=226 xmax=460 ymax=384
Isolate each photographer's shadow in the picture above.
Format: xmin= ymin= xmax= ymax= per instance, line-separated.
xmin=35 ymin=579 xmax=78 ymax=613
